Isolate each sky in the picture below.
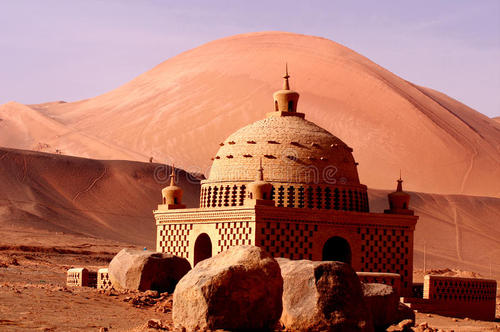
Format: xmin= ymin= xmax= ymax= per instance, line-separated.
xmin=0 ymin=0 xmax=499 ymax=118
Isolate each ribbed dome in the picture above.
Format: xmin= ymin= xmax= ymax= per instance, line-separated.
xmin=207 ymin=115 xmax=360 ymax=186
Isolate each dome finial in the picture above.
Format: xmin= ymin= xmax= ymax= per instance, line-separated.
xmin=397 ymin=170 xmax=403 ymax=192
xmin=283 ymin=63 xmax=290 ymax=90
xmin=257 ymin=158 xmax=264 ymax=181
xmin=170 ymin=164 xmax=176 ymax=187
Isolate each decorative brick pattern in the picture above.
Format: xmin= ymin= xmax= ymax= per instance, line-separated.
xmin=158 ymin=223 xmax=193 ymax=258
xmin=201 ymin=183 xmax=369 ymax=212
xmin=424 ymin=275 xmax=497 ymax=302
xmin=97 ymin=268 xmax=113 ymax=290
xmin=357 ymin=272 xmax=401 ymax=294
xmin=358 ymin=227 xmax=411 ymax=292
xmin=258 ymin=222 xmax=317 ymax=259
xmin=404 ymin=275 xmax=497 ymax=321
xmin=66 ymin=268 xmax=96 ymax=288
xmin=216 ymin=221 xmax=253 ymax=252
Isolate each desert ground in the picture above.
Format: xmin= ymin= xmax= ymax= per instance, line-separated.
xmin=0 ymin=228 xmax=498 ymax=331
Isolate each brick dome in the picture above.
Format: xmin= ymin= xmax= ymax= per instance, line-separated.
xmin=199 ymin=70 xmax=369 ymax=212
xmin=207 ymin=115 xmax=361 ymax=186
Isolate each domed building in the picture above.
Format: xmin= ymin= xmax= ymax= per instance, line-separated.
xmin=154 ymin=69 xmax=418 ymax=296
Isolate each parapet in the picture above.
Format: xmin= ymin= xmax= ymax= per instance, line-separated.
xmin=357 ymin=272 xmax=401 ymax=295
xmin=403 ymin=275 xmax=497 ymax=321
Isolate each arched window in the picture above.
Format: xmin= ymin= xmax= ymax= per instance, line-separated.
xmin=288 ymin=100 xmax=293 ymax=111
xmin=174 ymin=197 xmax=178 ymax=204
xmin=322 ymin=236 xmax=352 ymax=264
xmin=194 ymin=233 xmax=212 ymax=266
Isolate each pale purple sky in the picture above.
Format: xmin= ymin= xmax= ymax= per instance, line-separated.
xmin=1 ymin=0 xmax=499 ymax=118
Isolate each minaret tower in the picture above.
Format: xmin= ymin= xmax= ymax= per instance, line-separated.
xmin=384 ymin=173 xmax=413 ymax=215
xmin=161 ymin=166 xmax=186 ymax=210
xmin=246 ymin=159 xmax=274 ymax=206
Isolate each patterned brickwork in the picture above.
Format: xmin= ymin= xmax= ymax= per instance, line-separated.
xmin=215 ymin=222 xmax=253 ymax=253
xmin=258 ymin=221 xmax=317 ymax=259
xmin=357 ymin=272 xmax=401 ymax=294
xmin=424 ymin=275 xmax=497 ymax=302
xmin=66 ymin=268 xmax=97 ymax=288
xmin=200 ymin=183 xmax=369 ymax=212
xmin=358 ymin=227 xmax=412 ymax=292
xmin=157 ymin=223 xmax=193 ymax=258
xmin=97 ymin=268 xmax=113 ymax=290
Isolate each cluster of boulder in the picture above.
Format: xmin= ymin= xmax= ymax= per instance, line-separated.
xmin=107 ymin=246 xmax=414 ymax=331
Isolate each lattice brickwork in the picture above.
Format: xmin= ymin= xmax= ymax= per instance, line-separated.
xmin=358 ymin=227 xmax=411 ymax=292
xmin=66 ymin=268 xmax=96 ymax=287
xmin=200 ymin=183 xmax=369 ymax=212
xmin=97 ymin=268 xmax=113 ymax=290
xmin=258 ymin=222 xmax=317 ymax=259
xmin=357 ymin=272 xmax=401 ymax=294
xmin=158 ymin=223 xmax=193 ymax=259
xmin=216 ymin=222 xmax=253 ymax=253
xmin=424 ymin=275 xmax=497 ymax=302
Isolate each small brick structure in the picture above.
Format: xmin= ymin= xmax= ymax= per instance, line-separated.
xmin=403 ymin=275 xmax=497 ymax=321
xmin=66 ymin=268 xmax=97 ymax=288
xmin=97 ymin=268 xmax=113 ymax=290
xmin=357 ymin=272 xmax=401 ymax=295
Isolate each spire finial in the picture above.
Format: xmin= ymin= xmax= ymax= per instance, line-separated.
xmin=257 ymin=158 xmax=264 ymax=181
xmin=170 ymin=164 xmax=176 ymax=186
xmin=283 ymin=63 xmax=290 ymax=90
xmin=396 ymin=171 xmax=403 ymax=192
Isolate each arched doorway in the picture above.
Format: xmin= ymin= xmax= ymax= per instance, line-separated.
xmin=194 ymin=233 xmax=212 ymax=266
xmin=322 ymin=236 xmax=352 ymax=264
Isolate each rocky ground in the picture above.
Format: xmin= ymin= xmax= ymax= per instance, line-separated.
xmin=0 ymin=228 xmax=499 ymax=331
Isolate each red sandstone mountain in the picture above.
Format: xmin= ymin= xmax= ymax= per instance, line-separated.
xmin=1 ymin=31 xmax=499 ymax=197
xmin=1 ymin=148 xmax=498 ymax=278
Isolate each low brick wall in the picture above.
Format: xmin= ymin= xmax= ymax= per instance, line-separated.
xmin=421 ymin=275 xmax=497 ymax=321
xmin=357 ymin=272 xmax=401 ymax=295
xmin=66 ymin=267 xmax=97 ymax=288
xmin=97 ymin=268 xmax=113 ymax=290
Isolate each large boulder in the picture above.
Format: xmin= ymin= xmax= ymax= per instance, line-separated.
xmin=172 ymin=245 xmax=283 ymax=331
xmin=277 ymin=258 xmax=373 ymax=332
xmin=108 ymin=248 xmax=190 ymax=292
xmin=362 ymin=283 xmax=399 ymax=330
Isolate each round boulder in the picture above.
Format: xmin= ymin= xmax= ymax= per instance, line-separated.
xmin=108 ymin=248 xmax=191 ymax=292
xmin=277 ymin=258 xmax=373 ymax=332
xmin=172 ymin=245 xmax=283 ymax=331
